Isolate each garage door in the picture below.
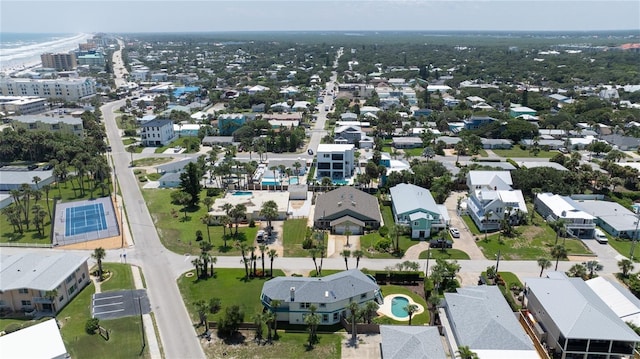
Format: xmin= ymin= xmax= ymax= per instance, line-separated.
xmin=335 ymin=223 xmax=362 ymax=235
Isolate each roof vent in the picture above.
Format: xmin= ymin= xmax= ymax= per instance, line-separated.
xmin=337 ymin=201 xmax=342 ymax=206
xmin=290 ymin=287 xmax=295 ymax=301
xmin=351 ymin=201 xmax=356 ymax=206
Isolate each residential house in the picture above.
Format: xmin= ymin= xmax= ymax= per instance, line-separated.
xmin=465 ymin=96 xmax=486 ymax=107
xmin=392 ymin=137 xmax=423 ymax=149
xmin=481 ymin=138 xmax=513 ymax=149
xmin=260 ymin=269 xmax=382 ymax=325
xmin=524 ymin=272 xmax=640 ymax=359
xmin=510 ymin=106 xmax=537 ymax=118
xmin=217 ymin=113 xmax=246 ymax=136
xmin=0 ymin=168 xmax=55 ymax=192
xmin=316 ymin=144 xmax=355 ymax=181
xmin=334 ymin=125 xmax=371 ymax=148
xmin=380 ymin=326 xmax=446 ymax=359
xmin=10 ymin=114 xmax=84 ymax=137
xmin=534 ymin=193 xmax=596 ymax=239
xmin=360 ymin=106 xmax=381 ymax=116
xmin=209 ymin=191 xmax=289 ymax=221
xmin=0 ymin=253 xmax=90 ymax=314
xmin=521 ymin=138 xmax=565 ymax=150
xmin=313 ymin=186 xmax=381 ymax=234
xmin=572 ymin=199 xmax=640 ymax=239
xmin=140 ymin=119 xmax=176 ymax=146
xmin=466 ymin=171 xmax=528 ymax=232
xmin=0 ymin=319 xmax=69 ymax=359
xmin=413 ymin=108 xmax=433 ymax=118
xmin=173 ymin=123 xmax=201 ymax=137
xmin=201 ymin=136 xmax=234 ymax=147
xmin=340 ymin=112 xmax=358 ymax=121
xmin=270 ymin=102 xmax=291 ymax=112
xmin=390 ymin=183 xmax=448 ymax=239
xmin=158 ymin=172 xmax=182 ymax=188
xmin=463 ymin=116 xmax=496 ymax=130
xmin=600 ymin=134 xmax=640 ymax=151
xmin=156 ymin=157 xmax=198 ymax=174
xmin=586 ymin=276 xmax=640 ymax=327
xmin=444 ymin=286 xmax=538 ymax=359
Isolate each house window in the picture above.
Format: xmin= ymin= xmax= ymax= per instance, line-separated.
xmin=18 ymin=288 xmax=29 ymax=294
xmin=333 ymin=313 xmax=339 ymax=321
xmin=300 ymin=302 xmax=310 ymax=309
xmin=21 ymin=300 xmax=32 ymax=306
xmin=322 ymin=314 xmax=328 ymax=322
xmin=319 ymin=303 xmax=326 ymax=308
xmin=360 ymin=293 xmax=367 ymax=299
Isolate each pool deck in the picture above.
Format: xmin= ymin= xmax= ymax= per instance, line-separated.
xmin=377 ymin=293 xmax=425 ymax=321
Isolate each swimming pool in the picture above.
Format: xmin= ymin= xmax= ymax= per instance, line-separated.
xmin=232 ymin=191 xmax=252 ymax=196
xmin=332 ymin=179 xmax=349 ymax=185
xmin=289 ymin=177 xmax=299 ymax=185
xmin=390 ymin=296 xmax=409 ymax=318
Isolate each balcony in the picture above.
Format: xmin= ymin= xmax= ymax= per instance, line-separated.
xmin=32 ymin=296 xmax=53 ymax=304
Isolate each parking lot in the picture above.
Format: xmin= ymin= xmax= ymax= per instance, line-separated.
xmin=92 ymin=289 xmax=151 ymax=320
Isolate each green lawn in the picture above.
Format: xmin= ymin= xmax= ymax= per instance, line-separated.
xmin=461 ymin=215 xmax=482 ymax=236
xmin=608 ymin=237 xmax=640 ymax=262
xmin=178 ymin=268 xmax=341 ymax=358
xmin=0 ymin=317 xmax=52 ymax=333
xmin=283 ymin=218 xmax=325 ymax=257
xmin=58 ymin=284 xmax=148 ymax=359
xmin=403 ymin=148 xmax=424 ymax=157
xmin=122 ymin=138 xmax=137 ymax=145
xmin=131 ymin=157 xmax=172 ymax=167
xmin=419 ymin=249 xmax=470 ymax=260
xmin=375 ymin=285 xmax=429 ymax=325
xmin=101 ymin=263 xmax=135 ymax=292
xmin=0 ymin=176 xmax=112 ymax=244
xmin=492 ymin=148 xmax=556 ymax=158
xmin=475 ymin=222 xmax=592 ymax=260
xmin=498 ymin=272 xmax=523 ymax=288
xmin=359 ymin=232 xmax=415 ymax=258
xmin=142 ymin=188 xmax=255 ymax=255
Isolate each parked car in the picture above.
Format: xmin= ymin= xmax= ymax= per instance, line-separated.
xmin=594 ymin=229 xmax=608 ymax=244
xmin=559 ymin=147 xmax=569 ymax=154
xmin=256 ymin=230 xmax=266 ymax=243
xmin=429 ymin=238 xmax=453 ymax=249
xmin=307 ymin=149 xmax=314 ymax=155
xmin=449 ymin=227 xmax=460 ymax=238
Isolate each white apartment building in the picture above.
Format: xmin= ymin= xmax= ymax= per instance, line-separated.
xmin=0 ymin=77 xmax=96 ymax=101
xmin=10 ymin=114 xmax=84 ymax=137
xmin=140 ymin=119 xmax=176 ymax=146
xmin=0 ymin=96 xmax=46 ymax=115
xmin=316 ymin=144 xmax=355 ymax=181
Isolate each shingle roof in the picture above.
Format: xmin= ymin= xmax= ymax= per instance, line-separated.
xmin=380 ymin=325 xmax=446 ymax=359
xmin=390 ymin=183 xmax=440 ymax=217
xmin=313 ymin=187 xmax=381 ymax=223
xmin=0 ymin=253 xmax=88 ymax=291
xmin=468 ymin=171 xmax=513 ymax=188
xmin=261 ymin=269 xmax=379 ymax=304
xmin=445 ymin=286 xmax=534 ymax=351
xmin=526 ymin=273 xmax=640 ymax=341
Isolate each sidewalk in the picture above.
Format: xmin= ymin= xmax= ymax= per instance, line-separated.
xmin=131 ymin=266 xmax=162 ymax=359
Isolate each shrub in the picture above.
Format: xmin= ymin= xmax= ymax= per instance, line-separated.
xmin=249 ymin=219 xmax=256 ymax=228
xmin=4 ymin=323 xmax=22 ymax=334
xmin=124 ymin=129 xmax=137 ymax=137
xmin=206 ymin=188 xmax=222 ymax=197
xmin=374 ymin=238 xmax=392 ymax=252
xmin=378 ymin=226 xmax=389 ymax=237
xmin=302 ymin=237 xmax=314 ymax=249
xmin=217 ymin=305 xmax=244 ymax=338
xmin=208 ymin=298 xmax=221 ymax=314
xmin=85 ymin=318 xmax=100 ymax=334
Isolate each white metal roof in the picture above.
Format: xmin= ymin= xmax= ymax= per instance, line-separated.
xmin=537 ymin=193 xmax=594 ymax=220
xmin=0 ymin=252 xmax=88 ymax=291
xmin=0 ymin=318 xmax=68 ymax=359
xmin=587 ymin=276 xmax=640 ymax=327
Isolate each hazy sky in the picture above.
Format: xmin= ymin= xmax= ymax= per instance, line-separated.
xmin=2 ymin=0 xmax=639 ymax=33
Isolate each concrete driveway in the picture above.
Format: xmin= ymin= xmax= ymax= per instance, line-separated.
xmin=444 ymin=191 xmax=485 ymax=259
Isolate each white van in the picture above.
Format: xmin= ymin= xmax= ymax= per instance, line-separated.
xmin=594 ymin=229 xmax=608 ymax=244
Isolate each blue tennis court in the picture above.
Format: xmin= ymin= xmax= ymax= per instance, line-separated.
xmin=65 ymin=203 xmax=108 ymax=237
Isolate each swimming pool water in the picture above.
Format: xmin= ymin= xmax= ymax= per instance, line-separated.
xmin=390 ymin=296 xmax=409 ymax=318
xmin=232 ymin=191 xmax=253 ymax=196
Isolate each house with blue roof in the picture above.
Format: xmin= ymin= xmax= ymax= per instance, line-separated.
xmin=260 ymin=269 xmax=382 ymax=325
xmin=463 ymin=116 xmax=497 ymax=130
xmin=390 ymin=183 xmax=449 ymax=239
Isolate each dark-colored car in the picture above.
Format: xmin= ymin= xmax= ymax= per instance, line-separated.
xmin=307 ymin=149 xmax=314 ymax=155
xmin=429 ymin=238 xmax=453 ymax=249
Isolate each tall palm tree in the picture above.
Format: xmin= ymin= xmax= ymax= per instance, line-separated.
xmin=427 ymin=295 xmax=441 ymax=326
xmin=259 ymin=244 xmax=267 ymax=277
xmin=220 ymin=215 xmax=232 ymax=246
xmin=200 ymin=214 xmax=216 ymax=243
xmin=483 ymin=210 xmax=493 ymax=240
xmin=405 ymin=304 xmax=419 ymax=325
xmin=348 ymin=301 xmax=360 ymax=345
xmin=309 ymin=248 xmax=319 ymax=275
xmin=551 ymin=244 xmax=567 ymax=271
xmin=270 ymin=299 xmax=282 ymax=339
xmin=552 ymin=219 xmax=567 ymax=245
xmin=537 ymin=258 xmax=552 ymax=277
xmin=237 ymin=242 xmax=251 ymax=278
xmin=584 ymin=260 xmax=603 ymax=279
xmin=191 ymin=258 xmax=202 ymax=278
xmin=304 ymin=305 xmax=320 ymax=348
xmin=344 ymin=228 xmax=352 ymax=247
xmin=267 ymin=249 xmax=278 ymax=277
xmin=260 ymin=200 xmax=278 ymax=235
xmin=92 ymin=247 xmax=106 ymax=281
xmin=341 ymin=249 xmax=351 ymax=270
xmin=352 ymin=250 xmax=364 ymax=268
xmin=293 ymin=161 xmax=302 ymax=181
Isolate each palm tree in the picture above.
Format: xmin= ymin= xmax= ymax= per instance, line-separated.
xmin=388 ymin=224 xmax=400 ymax=253
xmin=230 ymin=204 xmax=247 ymax=236
xmin=253 ymin=312 xmax=265 ymax=343
xmin=567 ymin=263 xmax=587 ymax=279
xmin=260 ymin=200 xmax=278 ymax=235
xmin=405 ymin=304 xmax=419 ymax=325
xmin=44 ymin=289 xmax=58 ymax=312
xmin=456 ymin=345 xmax=479 ymax=359
xmin=92 ymin=247 xmax=106 ymax=281
xmin=304 ymin=305 xmax=320 ymax=348
xmin=352 ymin=250 xmax=364 ymax=268
xmin=344 ymin=228 xmax=352 ymax=247
xmin=194 ymin=300 xmax=208 ymax=328
xmin=32 ymin=176 xmax=41 ymax=190
xmin=348 ymin=301 xmax=360 ymax=345
xmin=309 ymin=248 xmax=319 ymax=275
xmin=201 ymin=196 xmax=214 ymax=211
xmin=551 ymin=244 xmax=567 ymax=271
xmin=293 ymin=161 xmax=302 ymax=181
xmin=618 ymin=259 xmax=634 ymax=278
xmin=238 ymin=242 xmax=251 ymax=278
xmin=537 ymin=258 xmax=552 ymax=277
xmin=551 ymin=219 xmax=567 ymax=245
xmin=318 ymin=244 xmax=326 ymax=276
xmin=584 ymin=260 xmax=603 ymax=279
xmin=427 ymin=295 xmax=441 ymax=326
xmin=200 ymin=214 xmax=216 ymax=243
xmin=191 ymin=258 xmax=202 ymax=279
xmin=341 ymin=249 xmax=351 ymax=270
xmin=270 ymin=299 xmax=282 ymax=339
xmin=220 ymin=216 xmax=232 ymax=247
xmin=259 ymin=244 xmax=267 ymax=277
xmin=209 ymin=256 xmax=217 ymax=277
xmin=267 ymin=249 xmax=278 ymax=277
xmin=483 ymin=210 xmax=493 ymax=240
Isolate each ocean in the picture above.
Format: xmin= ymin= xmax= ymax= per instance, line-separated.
xmin=0 ymin=32 xmax=94 ymax=74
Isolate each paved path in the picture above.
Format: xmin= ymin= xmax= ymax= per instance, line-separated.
xmin=444 ymin=191 xmax=486 ymax=259
xmin=131 ymin=266 xmax=162 ymax=359
xmin=403 ymin=241 xmax=430 ymax=260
